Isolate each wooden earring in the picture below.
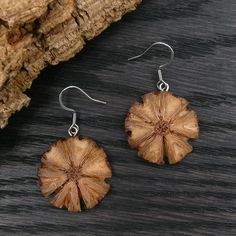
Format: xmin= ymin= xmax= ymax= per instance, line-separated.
xmin=38 ymin=86 xmax=112 ymax=212
xmin=125 ymin=42 xmax=200 ymax=165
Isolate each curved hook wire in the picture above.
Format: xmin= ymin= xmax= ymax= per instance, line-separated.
xmin=59 ymin=86 xmax=107 ymax=136
xmin=59 ymin=86 xmax=107 ymax=112
xmin=128 ymin=42 xmax=174 ymax=91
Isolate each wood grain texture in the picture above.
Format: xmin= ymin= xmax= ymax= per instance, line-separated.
xmin=0 ymin=0 xmax=236 ymax=235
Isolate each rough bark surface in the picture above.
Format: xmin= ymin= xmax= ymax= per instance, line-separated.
xmin=0 ymin=0 xmax=142 ymax=128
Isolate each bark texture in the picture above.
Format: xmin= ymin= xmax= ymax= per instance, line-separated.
xmin=0 ymin=0 xmax=142 ymax=128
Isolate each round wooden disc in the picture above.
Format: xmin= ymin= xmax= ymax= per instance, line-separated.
xmin=38 ymin=136 xmax=112 ymax=212
xmin=125 ymin=91 xmax=199 ymax=165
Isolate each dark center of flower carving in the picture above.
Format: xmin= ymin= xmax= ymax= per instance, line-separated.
xmin=154 ymin=120 xmax=170 ymax=136
xmin=66 ymin=167 xmax=81 ymax=181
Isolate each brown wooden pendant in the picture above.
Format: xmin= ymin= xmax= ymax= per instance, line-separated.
xmin=125 ymin=91 xmax=199 ymax=165
xmin=38 ymin=136 xmax=112 ymax=212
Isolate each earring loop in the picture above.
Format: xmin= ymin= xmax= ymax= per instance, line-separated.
xmin=125 ymin=42 xmax=199 ymax=165
xmin=128 ymin=42 xmax=174 ymax=91
xmin=39 ymin=85 xmax=111 ymax=212
xmin=59 ymin=86 xmax=107 ymax=136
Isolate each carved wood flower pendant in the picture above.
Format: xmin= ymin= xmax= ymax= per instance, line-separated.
xmin=38 ymin=136 xmax=112 ymax=212
xmin=125 ymin=92 xmax=199 ymax=164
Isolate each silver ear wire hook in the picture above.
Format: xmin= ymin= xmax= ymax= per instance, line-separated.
xmin=128 ymin=42 xmax=174 ymax=91
xmin=59 ymin=86 xmax=107 ymax=137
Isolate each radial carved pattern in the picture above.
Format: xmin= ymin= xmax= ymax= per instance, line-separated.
xmin=38 ymin=136 xmax=112 ymax=212
xmin=125 ymin=92 xmax=199 ymax=164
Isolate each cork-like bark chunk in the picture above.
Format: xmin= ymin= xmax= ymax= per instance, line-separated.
xmin=125 ymin=92 xmax=199 ymax=165
xmin=0 ymin=0 xmax=142 ymax=129
xmin=0 ymin=0 xmax=53 ymax=28
xmin=38 ymin=136 xmax=112 ymax=212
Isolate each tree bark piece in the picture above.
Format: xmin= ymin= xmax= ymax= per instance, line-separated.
xmin=0 ymin=0 xmax=142 ymax=128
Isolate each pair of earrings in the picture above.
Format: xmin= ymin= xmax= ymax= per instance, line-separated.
xmin=38 ymin=42 xmax=199 ymax=212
